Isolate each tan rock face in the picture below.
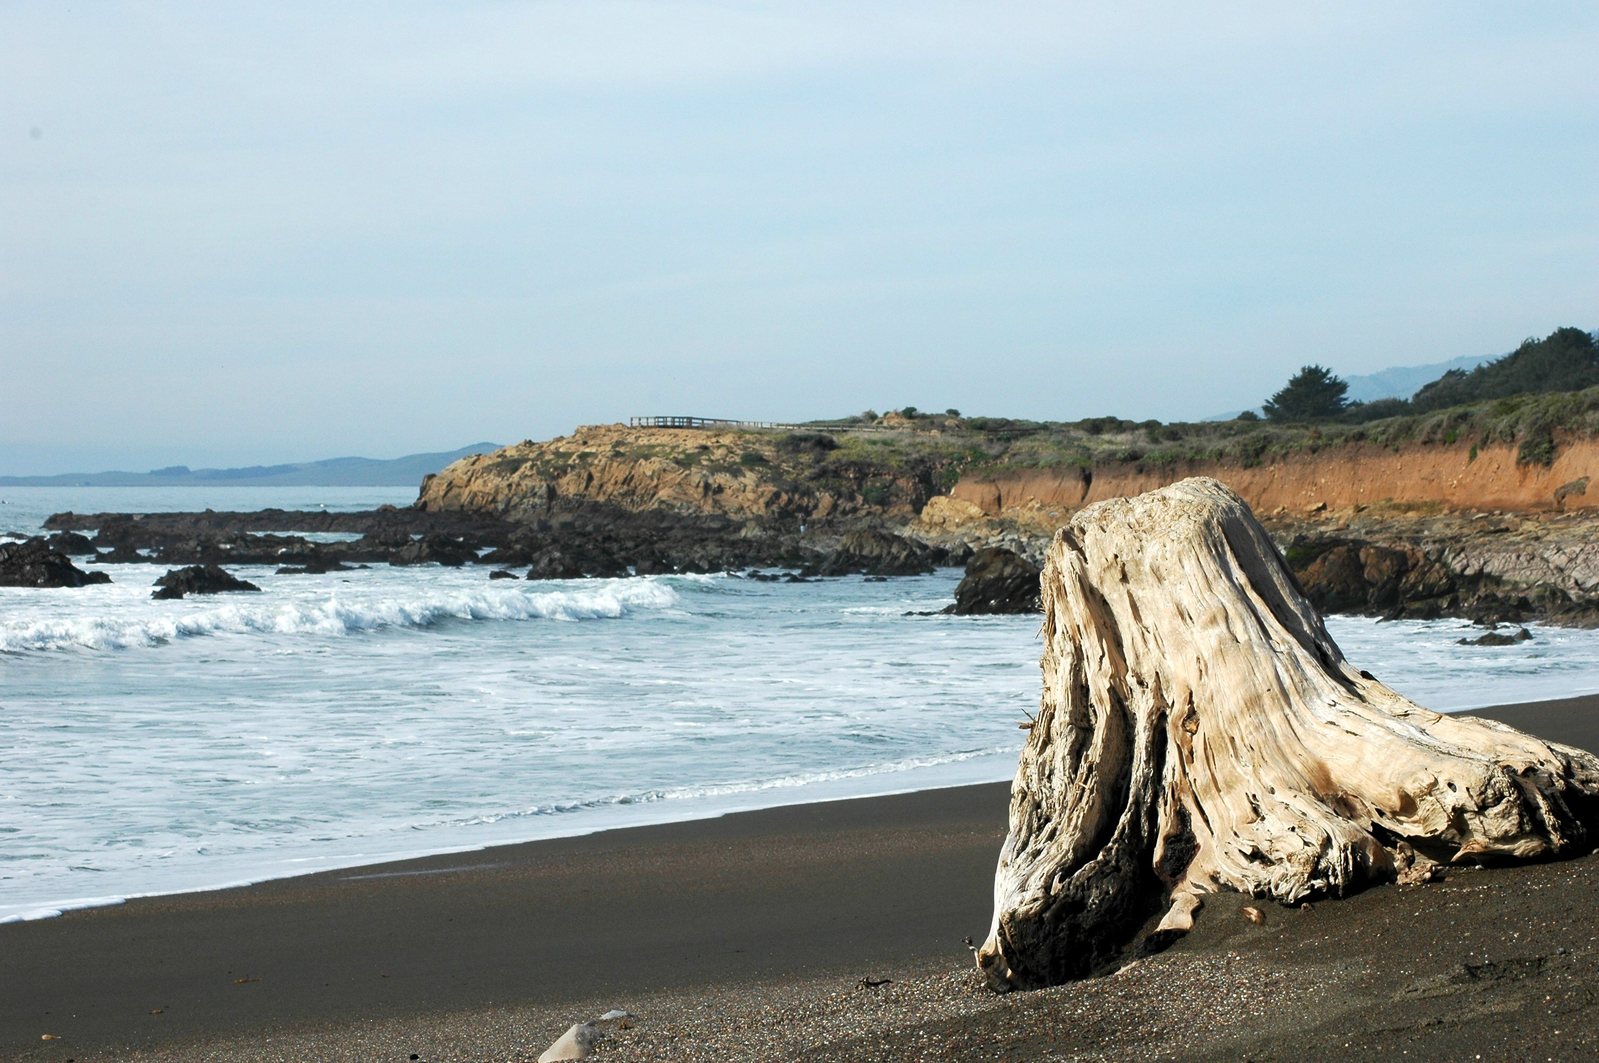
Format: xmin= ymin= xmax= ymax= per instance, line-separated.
xmin=976 ymin=478 xmax=1599 ymax=991
xmin=416 ymin=424 xmax=928 ymax=523
xmin=917 ymin=494 xmax=987 ymax=530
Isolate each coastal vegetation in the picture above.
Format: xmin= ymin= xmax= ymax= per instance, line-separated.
xmin=785 ymin=374 xmax=1599 ymax=480
xmin=609 ymin=326 xmax=1599 ymax=485
xmin=1263 ymin=364 xmax=1350 ymax=422
xmin=1254 ymin=327 xmax=1599 ymax=425
xmin=1411 ymin=326 xmax=1599 ymax=412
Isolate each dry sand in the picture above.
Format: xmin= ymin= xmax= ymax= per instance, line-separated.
xmin=4 ymin=695 xmax=1598 ymax=1062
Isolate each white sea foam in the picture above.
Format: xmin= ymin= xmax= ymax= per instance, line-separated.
xmin=0 ymin=579 xmax=679 ymax=653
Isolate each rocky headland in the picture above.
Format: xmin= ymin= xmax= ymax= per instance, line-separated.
xmin=408 ymin=412 xmax=1599 ymax=625
xmin=20 ymin=386 xmax=1599 ymax=624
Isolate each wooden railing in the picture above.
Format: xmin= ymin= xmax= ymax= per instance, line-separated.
xmin=628 ymin=416 xmax=799 ymax=430
xmin=627 ymin=416 xmax=894 ymax=433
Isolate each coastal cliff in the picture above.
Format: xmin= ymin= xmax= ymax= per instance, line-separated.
xmin=937 ymin=438 xmax=1599 ymax=533
xmin=413 ymin=409 xmax=1599 ymax=623
xmin=416 ymin=423 xmax=943 ymax=524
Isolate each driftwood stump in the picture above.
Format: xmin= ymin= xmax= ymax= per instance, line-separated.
xmin=977 ymin=478 xmax=1599 ymax=990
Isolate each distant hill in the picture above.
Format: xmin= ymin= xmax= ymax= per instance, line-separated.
xmin=1341 ymin=353 xmax=1495 ymax=404
xmin=0 ymin=444 xmax=501 ymax=488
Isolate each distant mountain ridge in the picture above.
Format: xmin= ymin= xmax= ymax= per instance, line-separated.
xmin=0 ymin=444 xmax=502 ymax=488
xmin=1340 ymin=353 xmax=1496 ymax=403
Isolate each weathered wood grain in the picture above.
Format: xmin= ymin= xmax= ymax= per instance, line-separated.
xmin=977 ymin=478 xmax=1599 ymax=990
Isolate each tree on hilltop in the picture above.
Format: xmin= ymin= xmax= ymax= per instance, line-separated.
xmin=1263 ymin=365 xmax=1349 ymax=422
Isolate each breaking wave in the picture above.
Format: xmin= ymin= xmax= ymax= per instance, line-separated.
xmin=0 ymin=579 xmax=680 ymax=653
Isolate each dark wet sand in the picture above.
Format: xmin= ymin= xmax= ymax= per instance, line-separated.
xmin=4 ymin=694 xmax=1598 ymax=1061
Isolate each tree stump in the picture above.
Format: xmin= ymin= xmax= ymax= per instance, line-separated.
xmin=976 ymin=478 xmax=1599 ymax=990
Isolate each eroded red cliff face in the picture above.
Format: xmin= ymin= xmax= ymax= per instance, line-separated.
xmin=946 ymin=439 xmax=1597 ymax=524
xmin=932 ymin=441 xmax=1599 ymax=624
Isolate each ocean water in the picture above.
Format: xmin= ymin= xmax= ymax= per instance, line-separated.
xmin=4 ymin=486 xmax=1599 ymax=924
xmin=0 ymin=484 xmax=416 ymax=538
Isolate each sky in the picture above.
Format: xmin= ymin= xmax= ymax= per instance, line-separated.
xmin=3 ymin=3 xmax=1597 ymax=474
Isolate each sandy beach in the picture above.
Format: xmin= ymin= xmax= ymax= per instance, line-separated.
xmin=5 ymin=693 xmax=1599 ymax=1062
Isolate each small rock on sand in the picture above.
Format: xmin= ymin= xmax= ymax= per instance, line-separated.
xmin=538 ymin=1021 xmax=599 ymax=1062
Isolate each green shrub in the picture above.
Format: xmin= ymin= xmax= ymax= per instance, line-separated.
xmin=1414 ymin=327 xmax=1599 ymax=411
xmin=1518 ymin=423 xmax=1557 ymax=466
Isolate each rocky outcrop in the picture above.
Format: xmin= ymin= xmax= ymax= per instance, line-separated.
xmin=1287 ymin=537 xmax=1559 ymax=624
xmin=812 ymin=529 xmax=942 ymax=577
xmin=526 ymin=542 xmax=629 ymax=581
xmin=95 ymin=542 xmax=146 ymax=565
xmin=1275 ymin=507 xmax=1599 ymax=625
xmin=917 ymin=494 xmax=990 ymax=532
xmin=1291 ymin=539 xmax=1457 ymax=617
xmin=945 ymin=548 xmax=1041 ymax=615
xmin=46 ymin=505 xmax=515 ymax=538
xmin=0 ymin=539 xmax=112 ymax=588
xmin=977 ymin=478 xmax=1599 ymax=991
xmin=45 ymin=530 xmax=96 ymax=555
xmin=1459 ymin=626 xmax=1533 ymax=647
xmin=152 ymin=565 xmax=262 ymax=599
xmin=415 ymin=424 xmax=938 ymax=524
xmin=42 ymin=500 xmax=833 ymax=579
xmin=388 ymin=534 xmax=476 ymax=567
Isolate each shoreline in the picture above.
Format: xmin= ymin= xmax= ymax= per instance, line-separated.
xmin=0 ymin=748 xmax=1019 ymax=927
xmin=9 ymin=675 xmax=1593 ymax=930
xmin=4 ymin=694 xmax=1598 ymax=1060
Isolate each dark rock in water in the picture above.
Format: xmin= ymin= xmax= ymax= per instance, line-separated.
xmin=152 ymin=565 xmax=261 ymax=599
xmin=526 ymin=547 xmax=585 ymax=581
xmin=479 ymin=546 xmax=532 ymax=567
xmin=95 ymin=542 xmax=147 ymax=564
xmin=813 ymin=529 xmax=938 ymax=577
xmin=46 ymin=530 xmax=96 ymax=555
xmin=1282 ymin=532 xmax=1599 ymax=625
xmin=526 ymin=543 xmax=628 ymax=580
xmin=489 ymin=569 xmax=517 ymax=580
xmin=631 ymin=554 xmax=674 ymax=576
xmin=0 ymin=538 xmax=113 ymax=588
xmin=39 ymin=498 xmax=827 ymax=584
xmin=478 ymin=527 xmax=542 ymax=568
xmin=518 ymin=540 xmax=630 ymax=581
xmin=1459 ymin=627 xmax=1534 ymax=647
xmin=389 ymin=534 xmax=476 ymax=567
xmin=587 ymin=557 xmax=630 ymax=579
xmin=1292 ymin=539 xmax=1456 ymax=616
xmin=944 ymin=547 xmax=1041 ymax=615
